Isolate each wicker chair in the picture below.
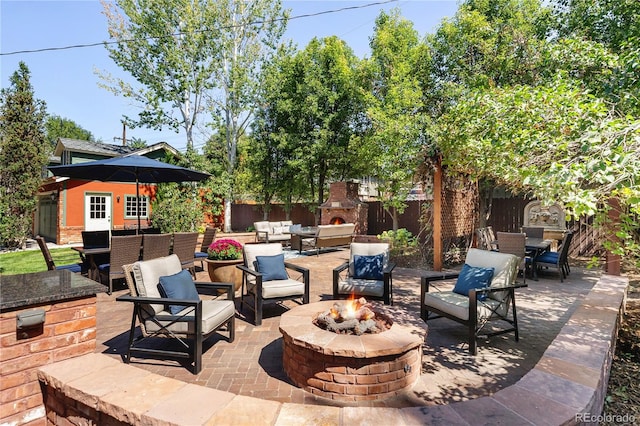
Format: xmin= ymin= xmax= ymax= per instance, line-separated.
xmin=117 ymin=254 xmax=235 ymax=374
xmin=496 ymin=232 xmax=528 ymax=284
xmin=171 ymin=232 xmax=199 ymax=276
xmin=35 ymin=235 xmax=85 ymax=274
xmin=522 ymin=226 xmax=545 ymax=239
xmin=194 ymin=227 xmax=217 ymax=269
xmin=141 ymin=233 xmax=173 ymax=260
xmin=98 ymin=235 xmax=142 ymax=294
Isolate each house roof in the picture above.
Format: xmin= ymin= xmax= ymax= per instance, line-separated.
xmin=54 ymin=138 xmax=137 ymax=157
xmin=52 ymin=139 xmax=182 ymax=163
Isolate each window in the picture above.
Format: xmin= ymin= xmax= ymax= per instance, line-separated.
xmin=89 ymin=195 xmax=108 ymax=219
xmin=124 ymin=195 xmax=149 ymax=219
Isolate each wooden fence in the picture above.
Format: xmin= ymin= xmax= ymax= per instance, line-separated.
xmin=230 ymin=198 xmax=602 ymax=257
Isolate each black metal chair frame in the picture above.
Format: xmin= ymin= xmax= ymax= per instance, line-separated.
xmin=237 ymin=262 xmax=309 ymax=326
xmin=421 ymin=272 xmax=527 ymax=355
xmin=332 ymin=261 xmax=396 ymax=305
xmin=116 ymin=279 xmax=235 ymax=374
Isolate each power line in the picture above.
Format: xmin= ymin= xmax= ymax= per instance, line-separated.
xmin=0 ymin=0 xmax=396 ymax=56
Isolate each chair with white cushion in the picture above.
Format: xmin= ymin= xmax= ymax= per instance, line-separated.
xmin=237 ymin=243 xmax=309 ymax=326
xmin=420 ymin=248 xmax=526 ymax=354
xmin=332 ymin=242 xmax=396 ymax=305
xmin=117 ymin=254 xmax=235 ymax=374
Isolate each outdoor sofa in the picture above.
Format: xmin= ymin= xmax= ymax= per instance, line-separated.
xmin=291 ymin=223 xmax=356 ymax=254
xmin=254 ymin=220 xmax=294 ymax=243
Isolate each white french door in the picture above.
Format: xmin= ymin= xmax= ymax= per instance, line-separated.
xmin=84 ymin=194 xmax=112 ymax=231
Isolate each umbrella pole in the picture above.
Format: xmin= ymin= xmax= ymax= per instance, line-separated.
xmin=136 ymin=178 xmax=141 ymax=234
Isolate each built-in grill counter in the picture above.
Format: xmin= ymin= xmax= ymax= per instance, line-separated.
xmin=0 ymin=270 xmax=104 ymax=425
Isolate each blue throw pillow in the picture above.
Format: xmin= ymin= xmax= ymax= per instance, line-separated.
xmin=158 ymin=269 xmax=200 ymax=315
xmin=453 ymin=264 xmax=494 ymax=301
xmin=256 ymin=253 xmax=288 ymax=281
xmin=353 ymin=254 xmax=384 ymax=280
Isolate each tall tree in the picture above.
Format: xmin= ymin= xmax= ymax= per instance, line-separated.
xmin=205 ymin=0 xmax=288 ymax=232
xmin=99 ymin=0 xmax=220 ymax=150
xmin=366 ymin=9 xmax=425 ymax=230
xmin=45 ymin=115 xmax=94 ymax=147
xmin=0 ymin=62 xmax=48 ymax=248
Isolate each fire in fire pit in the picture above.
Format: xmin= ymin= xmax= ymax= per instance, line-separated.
xmin=314 ymin=298 xmax=392 ymax=335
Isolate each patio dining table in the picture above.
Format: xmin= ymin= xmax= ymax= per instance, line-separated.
xmin=72 ymin=246 xmax=110 ymax=282
xmin=525 ymin=237 xmax=553 ymax=280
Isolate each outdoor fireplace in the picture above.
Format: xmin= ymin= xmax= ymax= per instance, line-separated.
xmin=279 ymin=300 xmax=427 ymax=402
xmin=320 ymin=181 xmax=368 ymax=234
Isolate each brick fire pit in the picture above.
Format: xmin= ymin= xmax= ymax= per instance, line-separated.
xmin=279 ymin=300 xmax=427 ymax=402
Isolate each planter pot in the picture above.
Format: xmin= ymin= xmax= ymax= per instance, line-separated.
xmin=205 ymin=258 xmax=243 ymax=292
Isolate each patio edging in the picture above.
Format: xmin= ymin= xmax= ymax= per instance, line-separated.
xmin=37 ymin=273 xmax=628 ymax=425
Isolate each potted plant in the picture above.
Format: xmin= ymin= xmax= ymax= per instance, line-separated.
xmin=205 ymin=239 xmax=244 ymax=291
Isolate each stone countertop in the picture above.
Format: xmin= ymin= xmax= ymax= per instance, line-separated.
xmin=0 ymin=270 xmax=105 ymax=311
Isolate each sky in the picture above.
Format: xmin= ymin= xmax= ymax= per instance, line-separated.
xmin=1 ymin=0 xmax=459 ymax=153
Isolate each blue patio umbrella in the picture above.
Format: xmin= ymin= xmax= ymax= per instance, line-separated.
xmin=48 ymin=155 xmax=210 ymax=231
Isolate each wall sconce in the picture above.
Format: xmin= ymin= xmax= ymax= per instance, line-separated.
xmin=50 ymin=190 xmax=58 ymax=201
xmin=117 ymin=195 xmax=121 ymax=203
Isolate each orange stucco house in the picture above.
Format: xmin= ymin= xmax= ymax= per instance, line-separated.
xmin=37 ymin=138 xmax=182 ymax=245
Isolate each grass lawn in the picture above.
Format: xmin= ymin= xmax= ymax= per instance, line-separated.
xmin=0 ymin=248 xmax=81 ymax=275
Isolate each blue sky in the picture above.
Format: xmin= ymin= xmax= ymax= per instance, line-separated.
xmin=1 ymin=0 xmax=459 ymax=152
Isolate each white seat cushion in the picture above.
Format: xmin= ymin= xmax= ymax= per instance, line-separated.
xmin=423 ymin=291 xmax=501 ymax=321
xmin=246 ymin=278 xmax=305 ymax=299
xmin=337 ymin=278 xmax=384 ymax=298
xmin=144 ymin=299 xmax=235 ymax=335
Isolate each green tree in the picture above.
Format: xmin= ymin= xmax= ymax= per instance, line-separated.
xmin=0 ymin=62 xmax=49 ymax=248
xmin=99 ymin=0 xmax=220 ymax=150
xmin=366 ymin=9 xmax=426 ymax=230
xmin=204 ymin=0 xmax=288 ymax=231
xmin=44 ymin=115 xmax=94 ymax=147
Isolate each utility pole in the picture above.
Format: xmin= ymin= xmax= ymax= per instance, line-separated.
xmin=113 ymin=122 xmax=127 ymax=146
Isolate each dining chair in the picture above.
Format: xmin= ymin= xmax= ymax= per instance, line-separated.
xmin=35 ymin=236 xmax=85 ymax=274
xmin=522 ymin=226 xmax=545 ymax=239
xmin=171 ymin=232 xmax=199 ymax=276
xmin=496 ymin=232 xmax=528 ymax=284
xmin=534 ymin=231 xmax=574 ymax=282
xmin=141 ymin=233 xmax=173 ymax=260
xmin=194 ymin=227 xmax=217 ymax=270
xmin=98 ymin=235 xmax=142 ymax=295
xmin=81 ymin=230 xmax=110 ymax=268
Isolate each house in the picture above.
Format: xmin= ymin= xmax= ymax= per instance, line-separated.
xmin=37 ymin=138 xmax=182 ymax=245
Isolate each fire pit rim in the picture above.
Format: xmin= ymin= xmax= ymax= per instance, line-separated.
xmin=279 ymin=300 xmax=427 ymax=358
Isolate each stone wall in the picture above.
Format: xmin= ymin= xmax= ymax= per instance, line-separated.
xmin=0 ymin=297 xmax=98 ymax=425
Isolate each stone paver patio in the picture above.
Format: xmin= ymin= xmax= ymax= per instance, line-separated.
xmin=94 ymin=236 xmax=602 ymax=409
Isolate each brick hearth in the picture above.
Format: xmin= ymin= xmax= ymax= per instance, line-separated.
xmin=279 ymin=301 xmax=427 ymax=402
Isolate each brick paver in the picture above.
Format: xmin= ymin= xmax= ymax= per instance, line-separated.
xmin=95 ymin=238 xmax=597 ymax=408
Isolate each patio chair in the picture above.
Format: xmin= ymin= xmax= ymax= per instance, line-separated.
xmin=35 ymin=235 xmax=85 ymax=274
xmin=533 ymin=231 xmax=574 ymax=282
xmin=420 ymin=248 xmax=525 ymax=354
xmin=81 ymin=230 xmax=110 ymax=249
xmin=171 ymin=232 xmax=199 ymax=276
xmin=194 ymin=227 xmax=217 ymax=270
xmin=522 ymin=226 xmax=545 ymax=239
xmin=141 ymin=233 xmax=172 ymax=260
xmin=332 ymin=242 xmax=396 ymax=305
xmin=98 ymin=235 xmax=142 ymax=295
xmin=496 ymin=232 xmax=529 ymax=284
xmin=237 ymin=243 xmax=309 ymax=326
xmin=117 ymin=254 xmax=235 ymax=374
